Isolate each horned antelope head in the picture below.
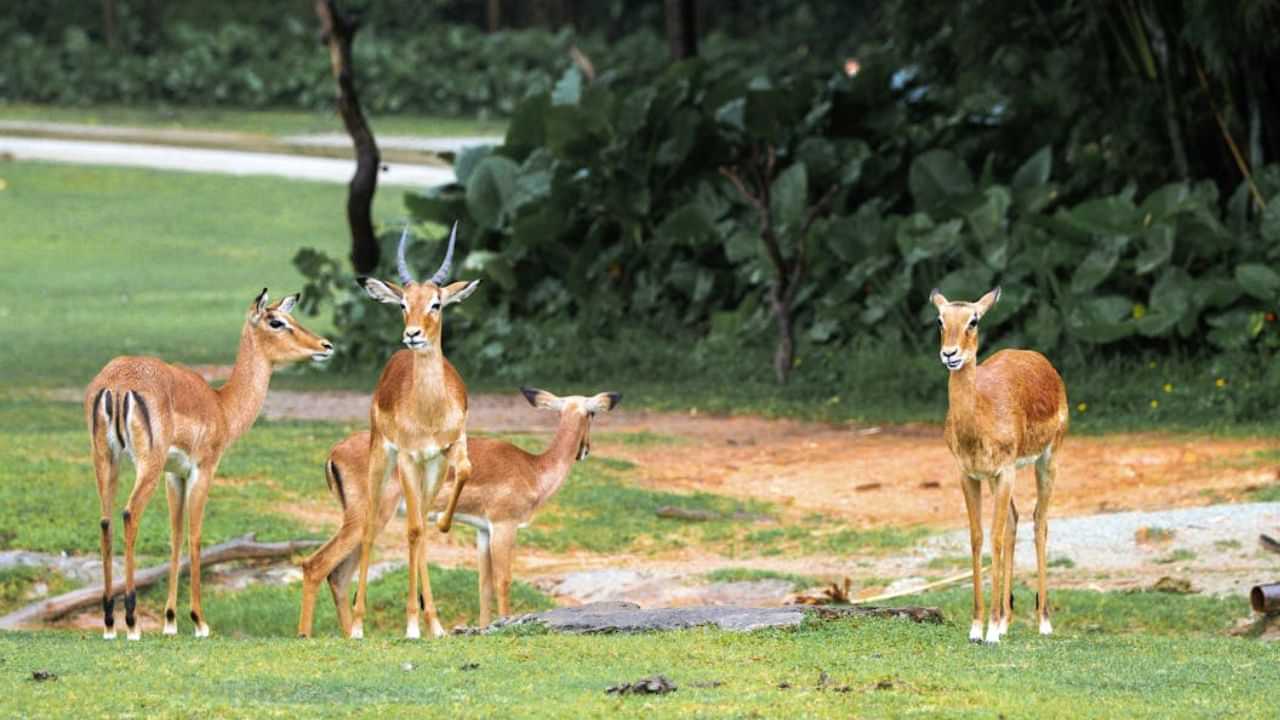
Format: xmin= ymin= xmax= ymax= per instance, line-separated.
xmin=249 ymin=289 xmax=334 ymax=364
xmin=520 ymin=388 xmax=622 ymax=460
xmin=358 ymin=223 xmax=480 ymax=353
xmin=930 ymin=287 xmax=1000 ymax=372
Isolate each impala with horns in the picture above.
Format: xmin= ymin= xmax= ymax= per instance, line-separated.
xmin=347 ymin=222 xmax=480 ymax=640
xmin=931 ymin=287 xmax=1067 ymax=644
xmin=86 ymin=289 xmax=332 ymax=640
xmin=298 ymin=387 xmax=621 ymax=636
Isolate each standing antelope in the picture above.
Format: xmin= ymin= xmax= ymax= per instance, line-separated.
xmin=931 ymin=287 xmax=1067 ymax=644
xmin=86 ymin=289 xmax=333 ymax=640
xmin=297 ymin=387 xmax=620 ymax=636
xmin=348 ymin=223 xmax=479 ymax=640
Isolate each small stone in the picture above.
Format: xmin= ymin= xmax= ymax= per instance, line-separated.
xmin=401 ymin=662 xmax=415 ymax=672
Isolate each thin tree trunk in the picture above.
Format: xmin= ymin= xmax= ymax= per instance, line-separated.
xmin=315 ymin=0 xmax=382 ymax=275
xmin=664 ymin=0 xmax=698 ymax=60
xmin=102 ymin=0 xmax=118 ymax=51
xmin=486 ymin=0 xmax=502 ymax=33
xmin=770 ymin=286 xmax=795 ymax=384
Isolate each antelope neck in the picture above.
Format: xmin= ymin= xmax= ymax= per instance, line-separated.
xmin=217 ymin=321 xmax=273 ymax=441
xmin=408 ymin=345 xmax=449 ymax=407
xmin=946 ymin=356 xmax=981 ymax=430
xmin=532 ymin=412 xmax=587 ymax=505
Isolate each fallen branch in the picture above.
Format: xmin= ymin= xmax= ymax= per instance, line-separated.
xmin=1261 ymin=533 xmax=1280 ymax=556
xmin=851 ymin=570 xmax=975 ymax=605
xmin=656 ymin=505 xmax=720 ymax=522
xmin=0 ymin=533 xmax=320 ymax=630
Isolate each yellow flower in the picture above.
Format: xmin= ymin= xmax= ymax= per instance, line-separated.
xmin=1148 ymin=361 xmax=1157 ymax=369
xmin=1216 ymin=378 xmax=1227 ymax=388
xmin=1163 ymin=383 xmax=1173 ymax=393
xmin=1132 ymin=304 xmax=1147 ymax=319
xmin=1077 ymin=402 xmax=1088 ymax=413
xmin=1150 ymin=399 xmax=1159 ymax=409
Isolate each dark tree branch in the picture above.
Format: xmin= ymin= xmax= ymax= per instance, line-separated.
xmin=664 ymin=0 xmax=699 ymax=59
xmin=316 ymin=0 xmax=382 ymax=274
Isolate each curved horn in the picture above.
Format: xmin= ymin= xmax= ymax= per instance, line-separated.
xmin=395 ymin=225 xmax=415 ymax=285
xmin=429 ymin=221 xmax=459 ymax=286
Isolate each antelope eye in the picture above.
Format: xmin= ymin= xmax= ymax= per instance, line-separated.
xmin=268 ymin=318 xmax=286 ymax=330
xmin=968 ymin=316 xmax=979 ymax=329
xmin=430 ymin=302 xmax=441 ymax=312
xmin=936 ymin=317 xmax=944 ymax=327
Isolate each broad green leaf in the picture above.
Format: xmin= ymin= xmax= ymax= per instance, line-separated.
xmin=1066 ymin=295 xmax=1134 ymax=343
xmin=896 ymin=214 xmax=961 ymax=267
xmin=908 ymin=149 xmax=974 ymax=211
xmin=936 ymin=266 xmax=995 ymax=302
xmin=461 ymin=250 xmax=516 ymax=291
xmin=465 ymin=155 xmax=519 ymax=230
xmin=1207 ymin=309 xmax=1261 ymax=350
xmin=1235 ymin=263 xmax=1280 ymax=301
xmin=961 ymin=187 xmax=1010 ymax=242
xmin=1262 ymin=195 xmax=1280 ymax=244
xmin=1134 ymin=225 xmax=1174 ymax=275
xmin=551 ymin=67 xmax=582 ymax=106
xmin=715 ymin=97 xmax=746 ymax=132
xmin=1012 ymin=146 xmax=1052 ymax=191
xmin=1140 ymin=182 xmax=1190 ymax=221
xmin=1026 ymin=302 xmax=1061 ymax=350
xmin=453 ymin=145 xmax=495 ymax=186
xmin=770 ymin=163 xmax=808 ymax=234
xmin=658 ymin=202 xmax=716 ymax=245
xmin=1062 ymin=195 xmax=1141 ymax=236
xmin=1070 ymin=241 xmax=1124 ymax=294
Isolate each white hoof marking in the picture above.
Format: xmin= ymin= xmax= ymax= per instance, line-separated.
xmin=984 ymin=626 xmax=1001 ymax=645
xmin=103 ymin=629 xmax=117 ymax=640
xmin=194 ymin=624 xmax=210 ymax=638
xmin=163 ymin=622 xmax=178 ymax=636
xmin=968 ymin=622 xmax=983 ymax=643
xmin=1039 ymin=618 xmax=1053 ymax=636
xmin=429 ymin=619 xmax=446 ymax=639
xmin=405 ymin=621 xmax=421 ymax=640
xmin=127 ymin=629 xmax=141 ymax=641
xmin=349 ymin=622 xmax=364 ymax=640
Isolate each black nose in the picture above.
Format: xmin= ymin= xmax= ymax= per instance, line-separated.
xmin=405 ymin=329 xmax=422 ymax=338
xmin=942 ymin=349 xmax=957 ymax=357
xmin=322 ymin=341 xmax=333 ymax=350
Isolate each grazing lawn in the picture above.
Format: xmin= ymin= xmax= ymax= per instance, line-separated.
xmin=1 ymin=592 xmax=1271 ymax=718
xmin=0 ymin=102 xmax=506 ymax=138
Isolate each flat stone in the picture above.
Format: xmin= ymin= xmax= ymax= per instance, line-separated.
xmin=486 ymin=601 xmax=942 ymax=634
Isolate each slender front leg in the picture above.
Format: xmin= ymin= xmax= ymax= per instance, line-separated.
xmin=1034 ymin=450 xmax=1057 ymax=635
xmin=162 ymin=472 xmax=185 ymax=636
xmin=417 ymin=454 xmax=448 ymax=638
xmin=92 ymin=445 xmax=120 ymax=640
xmin=1000 ymin=498 xmax=1019 ymax=638
xmin=959 ymin=475 xmax=984 ymax=642
xmin=398 ymin=456 xmax=426 ymax=640
xmin=352 ymin=440 xmax=395 ymax=639
xmin=489 ymin=523 xmax=518 ymax=619
xmin=299 ymin=515 xmax=364 ymax=638
xmin=186 ymin=461 xmax=216 ymax=638
xmin=435 ymin=435 xmax=471 ymax=532
xmin=122 ymin=453 xmax=164 ymax=641
xmin=985 ymin=466 xmax=1015 ymax=645
xmin=476 ymin=526 xmax=493 ymax=627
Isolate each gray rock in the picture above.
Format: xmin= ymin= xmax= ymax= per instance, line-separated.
xmin=486 ymin=601 xmax=942 ymax=634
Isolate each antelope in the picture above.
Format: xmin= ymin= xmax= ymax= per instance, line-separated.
xmin=85 ymin=289 xmax=333 ymax=640
xmin=297 ymin=387 xmax=621 ymax=636
xmin=348 ymin=223 xmax=479 ymax=640
xmin=931 ymin=287 xmax=1067 ymax=644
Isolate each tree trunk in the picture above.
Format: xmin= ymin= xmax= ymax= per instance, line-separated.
xmin=315 ymin=0 xmax=382 ymax=275
xmin=770 ymin=285 xmax=795 ymax=384
xmin=102 ymin=0 xmax=118 ymax=51
xmin=664 ymin=0 xmax=698 ymax=60
xmin=486 ymin=0 xmax=502 ymax=33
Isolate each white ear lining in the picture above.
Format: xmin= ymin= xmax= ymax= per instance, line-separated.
xmin=442 ymin=280 xmax=480 ymax=306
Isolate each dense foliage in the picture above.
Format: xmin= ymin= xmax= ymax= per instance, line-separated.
xmin=297 ymin=53 xmax=1280 ymax=385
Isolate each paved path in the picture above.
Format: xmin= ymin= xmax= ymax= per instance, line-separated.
xmin=0 ymin=136 xmax=454 ymax=187
xmin=282 ymin=133 xmax=503 ymax=153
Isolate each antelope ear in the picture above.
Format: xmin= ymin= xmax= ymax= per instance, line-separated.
xmin=929 ymin=288 xmax=948 ymax=309
xmin=589 ymin=392 xmax=622 ymax=413
xmin=520 ymin=387 xmax=561 ymax=410
xmin=975 ymin=286 xmax=1001 ymax=315
xmin=274 ymin=293 xmax=300 ymax=314
xmin=254 ymin=288 xmax=270 ymax=314
xmin=357 ymin=277 xmax=404 ymax=305
xmin=442 ymin=279 xmax=480 ymax=306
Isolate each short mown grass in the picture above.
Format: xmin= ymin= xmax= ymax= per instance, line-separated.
xmin=0 ymin=589 xmax=1271 ymax=718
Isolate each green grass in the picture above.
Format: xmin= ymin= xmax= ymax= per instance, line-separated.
xmin=136 ymin=566 xmax=552 ymax=639
xmin=0 ymin=102 xmax=506 ymax=138
xmin=702 ymin=568 xmax=819 ymax=590
xmin=1 ymin=592 xmax=1272 ymax=718
xmin=0 ymin=161 xmax=414 ymax=389
xmin=0 ymin=566 xmax=77 ymax=616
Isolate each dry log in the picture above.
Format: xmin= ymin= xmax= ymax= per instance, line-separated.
xmin=0 ymin=533 xmax=320 ymax=629
xmin=1261 ymin=533 xmax=1280 ymax=556
xmin=656 ymin=505 xmax=720 ymax=522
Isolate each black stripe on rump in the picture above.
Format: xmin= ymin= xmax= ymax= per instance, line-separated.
xmin=129 ymin=391 xmax=154 ymax=448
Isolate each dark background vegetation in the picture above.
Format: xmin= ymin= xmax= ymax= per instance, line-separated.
xmin=5 ymin=0 xmax=1280 ymax=429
